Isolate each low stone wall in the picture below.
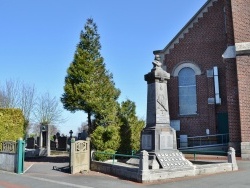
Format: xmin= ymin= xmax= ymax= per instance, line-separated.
xmin=195 ymin=163 xmax=234 ymax=175
xmin=91 ymin=160 xmax=235 ymax=183
xmin=0 ymin=140 xmax=18 ymax=172
xmin=91 ymin=161 xmax=139 ymax=182
xmin=90 ymin=148 xmax=238 ymax=183
xmin=0 ymin=152 xmax=16 ymax=172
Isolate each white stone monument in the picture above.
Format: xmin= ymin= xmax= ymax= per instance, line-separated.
xmin=141 ymin=55 xmax=193 ymax=170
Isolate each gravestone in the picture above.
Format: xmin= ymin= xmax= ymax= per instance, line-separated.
xmin=26 ymin=137 xmax=35 ymax=149
xmin=141 ymin=55 xmax=193 ymax=170
xmin=57 ymin=136 xmax=67 ymax=151
xmin=50 ymin=140 xmax=56 ymax=150
xmin=78 ymin=130 xmax=88 ymax=140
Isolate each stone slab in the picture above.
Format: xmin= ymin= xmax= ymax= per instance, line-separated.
xmin=155 ymin=150 xmax=193 ymax=170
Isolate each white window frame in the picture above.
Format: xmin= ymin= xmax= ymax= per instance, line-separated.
xmin=172 ymin=62 xmax=201 ymax=116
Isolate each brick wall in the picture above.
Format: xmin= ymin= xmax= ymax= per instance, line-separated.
xmin=231 ymin=0 xmax=250 ymax=142
xmin=231 ymin=0 xmax=250 ymax=42
xmin=164 ymin=0 xmax=228 ymax=137
xmin=224 ymin=0 xmax=235 ymax=45
xmin=224 ymin=58 xmax=241 ymax=144
xmin=154 ymin=0 xmax=250 ymax=156
xmin=237 ymin=56 xmax=250 ymax=142
xmin=220 ymin=0 xmax=241 ymax=152
xmin=231 ymin=0 xmax=250 ymax=158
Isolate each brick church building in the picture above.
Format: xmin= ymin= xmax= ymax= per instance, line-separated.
xmin=153 ymin=0 xmax=250 ymax=158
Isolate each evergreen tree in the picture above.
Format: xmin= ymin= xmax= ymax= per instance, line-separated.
xmin=118 ymin=99 xmax=145 ymax=153
xmin=61 ymin=18 xmax=120 ymax=132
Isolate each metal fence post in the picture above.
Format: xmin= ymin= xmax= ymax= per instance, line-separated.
xmin=70 ymin=138 xmax=75 ymax=174
xmin=17 ymin=138 xmax=24 ymax=174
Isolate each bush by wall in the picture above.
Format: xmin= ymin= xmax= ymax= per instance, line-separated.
xmin=91 ymin=125 xmax=121 ymax=152
xmin=93 ymin=149 xmax=116 ymax=161
xmin=0 ymin=108 xmax=25 ymax=143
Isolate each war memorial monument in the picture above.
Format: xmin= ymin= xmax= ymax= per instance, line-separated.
xmin=91 ymin=55 xmax=238 ymax=183
xmin=140 ymin=54 xmax=193 ymax=170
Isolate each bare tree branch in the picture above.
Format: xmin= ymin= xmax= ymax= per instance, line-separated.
xmin=0 ymin=79 xmax=20 ymax=108
xmin=20 ymin=83 xmax=36 ymax=121
xmin=77 ymin=121 xmax=88 ymax=134
xmin=0 ymin=79 xmax=36 ymax=133
xmin=33 ymin=92 xmax=65 ymax=125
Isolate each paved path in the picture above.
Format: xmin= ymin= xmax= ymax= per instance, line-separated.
xmin=1 ymin=160 xmax=250 ymax=188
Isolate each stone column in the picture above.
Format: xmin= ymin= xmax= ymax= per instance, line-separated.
xmin=139 ymin=150 xmax=149 ymax=183
xmin=141 ymin=54 xmax=175 ymax=151
xmin=47 ymin=124 xmax=50 ymax=156
xmin=139 ymin=150 xmax=149 ymax=171
xmin=228 ymin=147 xmax=238 ymax=171
xmin=39 ymin=124 xmax=50 ymax=156
xmin=39 ymin=125 xmax=43 ymax=148
xmin=145 ymin=55 xmax=170 ymax=128
xmin=140 ymin=55 xmax=194 ymax=170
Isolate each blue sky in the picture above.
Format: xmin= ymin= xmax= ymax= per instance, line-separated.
xmin=0 ymin=0 xmax=207 ymax=135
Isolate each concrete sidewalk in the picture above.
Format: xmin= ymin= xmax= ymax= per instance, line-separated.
xmin=1 ymin=159 xmax=250 ymax=188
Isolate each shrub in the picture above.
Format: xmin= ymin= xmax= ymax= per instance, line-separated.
xmin=93 ymin=149 xmax=116 ymax=161
xmin=0 ymin=108 xmax=25 ymax=143
xmin=91 ymin=125 xmax=121 ymax=151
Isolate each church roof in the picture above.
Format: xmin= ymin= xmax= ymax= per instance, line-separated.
xmin=154 ymin=0 xmax=218 ymax=55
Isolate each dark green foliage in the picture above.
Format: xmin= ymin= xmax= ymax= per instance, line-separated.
xmin=61 ymin=18 xmax=120 ymax=132
xmin=0 ymin=108 xmax=25 ymax=143
xmin=91 ymin=125 xmax=121 ymax=151
xmin=118 ymin=100 xmax=145 ymax=153
xmin=61 ymin=18 xmax=144 ymax=156
xmin=90 ymin=100 xmax=145 ymax=156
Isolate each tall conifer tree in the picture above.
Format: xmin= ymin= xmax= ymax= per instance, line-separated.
xmin=61 ymin=18 xmax=120 ymax=132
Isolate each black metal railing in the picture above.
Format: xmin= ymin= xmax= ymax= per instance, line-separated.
xmin=92 ymin=151 xmax=139 ymax=164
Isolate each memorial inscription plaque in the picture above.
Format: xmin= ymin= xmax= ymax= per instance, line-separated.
xmin=160 ymin=133 xmax=173 ymax=150
xmin=142 ymin=134 xmax=152 ymax=150
xmin=155 ymin=150 xmax=193 ymax=169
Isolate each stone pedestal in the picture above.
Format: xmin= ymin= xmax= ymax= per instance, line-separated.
xmin=141 ymin=126 xmax=177 ymax=151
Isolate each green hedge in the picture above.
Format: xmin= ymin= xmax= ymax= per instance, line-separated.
xmin=93 ymin=149 xmax=116 ymax=161
xmin=0 ymin=108 xmax=25 ymax=143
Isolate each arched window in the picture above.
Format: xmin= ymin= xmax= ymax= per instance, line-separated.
xmin=178 ymin=67 xmax=197 ymax=115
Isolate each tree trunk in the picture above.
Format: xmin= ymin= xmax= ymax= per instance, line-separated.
xmin=87 ymin=111 xmax=92 ymax=134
